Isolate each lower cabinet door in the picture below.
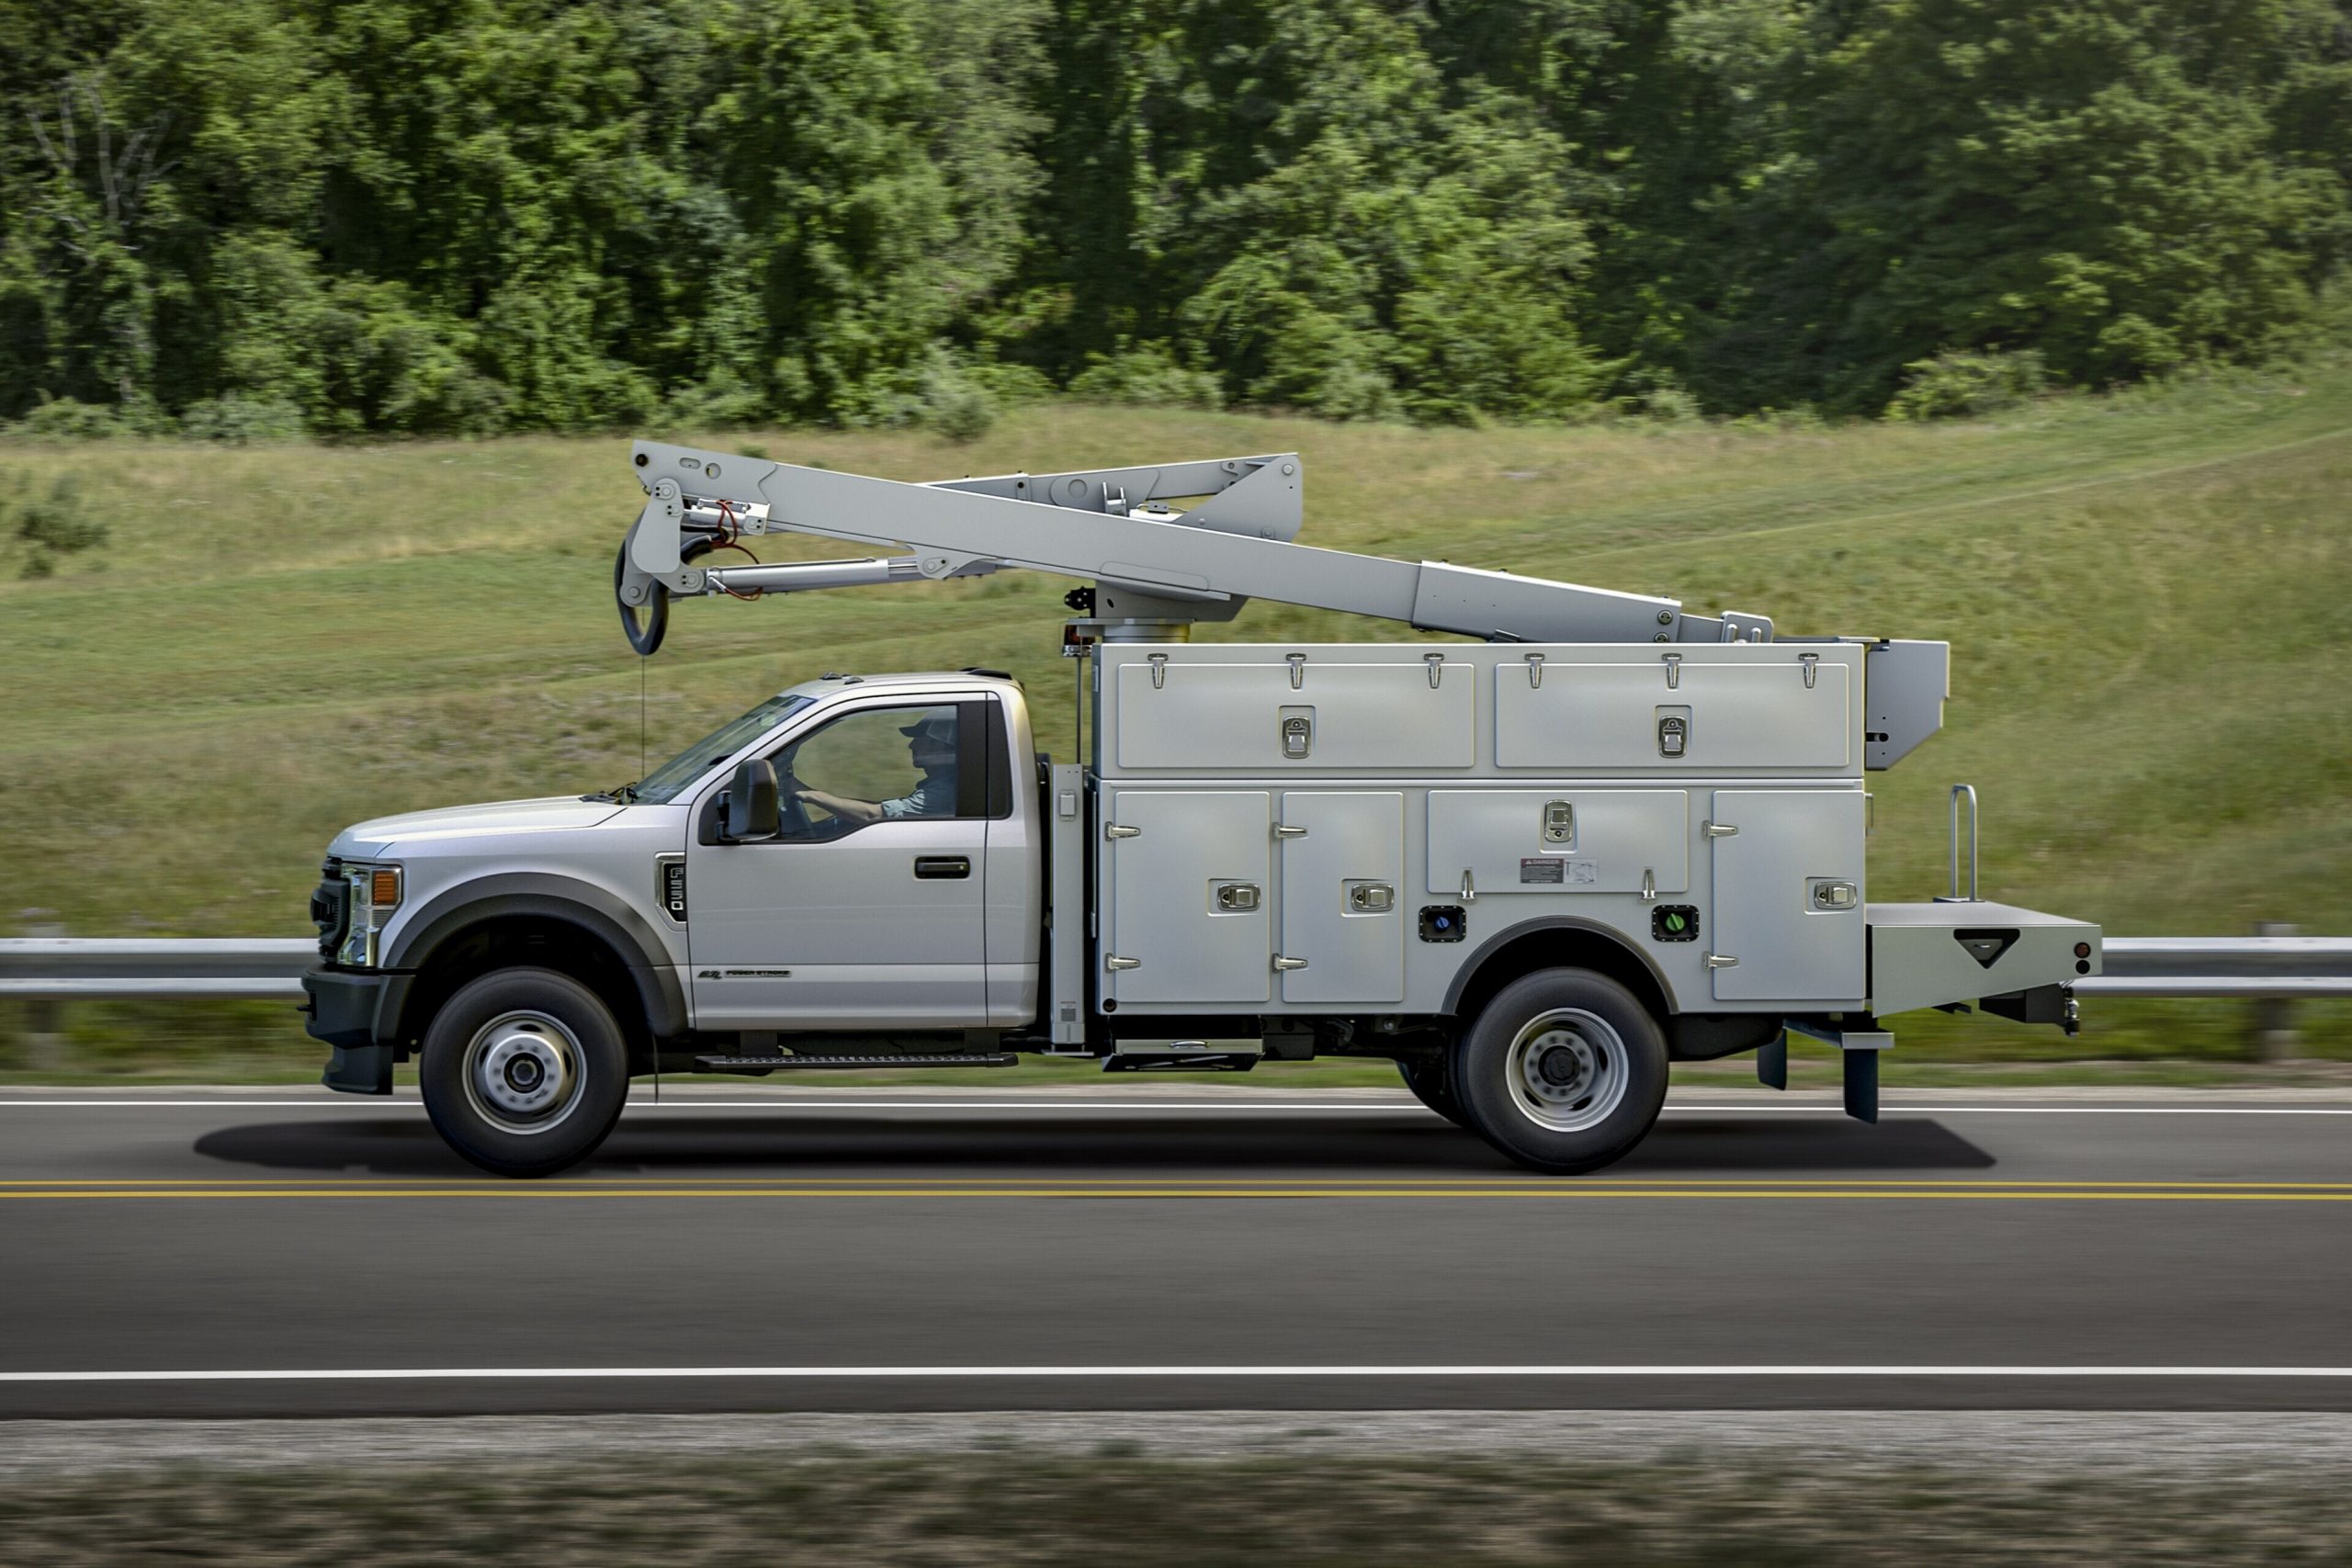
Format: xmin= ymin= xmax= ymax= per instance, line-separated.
xmin=1708 ymin=789 xmax=1866 ymax=1002
xmin=1103 ymin=790 xmax=1272 ymax=1005
xmin=1278 ymin=791 xmax=1405 ymax=1004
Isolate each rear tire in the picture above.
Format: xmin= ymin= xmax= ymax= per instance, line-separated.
xmin=1396 ymin=1055 xmax=1471 ymax=1129
xmin=419 ymin=967 xmax=629 ymax=1178
xmin=1453 ymin=968 xmax=1668 ymax=1175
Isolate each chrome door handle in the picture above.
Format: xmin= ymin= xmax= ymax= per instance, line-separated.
xmin=913 ymin=856 xmax=971 ymax=880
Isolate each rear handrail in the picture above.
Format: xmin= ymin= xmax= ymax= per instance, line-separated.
xmin=1948 ymin=783 xmax=1980 ymax=902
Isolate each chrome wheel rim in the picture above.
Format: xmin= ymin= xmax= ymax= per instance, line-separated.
xmin=461 ymin=1010 xmax=588 ymax=1135
xmin=1504 ymin=1009 xmax=1629 ymax=1134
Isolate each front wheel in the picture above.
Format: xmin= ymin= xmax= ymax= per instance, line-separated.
xmin=420 ymin=967 xmax=630 ymax=1178
xmin=1453 ymin=968 xmax=1668 ymax=1175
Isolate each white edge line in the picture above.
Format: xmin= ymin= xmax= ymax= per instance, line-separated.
xmin=4 ymin=1100 xmax=2352 ymax=1115
xmin=4 ymin=1365 xmax=2351 ymax=1384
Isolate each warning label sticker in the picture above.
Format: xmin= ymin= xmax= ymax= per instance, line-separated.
xmin=1521 ymin=859 xmax=1598 ymax=886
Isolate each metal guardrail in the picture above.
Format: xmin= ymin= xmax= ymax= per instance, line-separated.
xmin=2083 ymin=937 xmax=2352 ymax=998
xmin=0 ymin=939 xmax=315 ymax=1001
xmin=2 ymin=935 xmax=2348 ymax=1000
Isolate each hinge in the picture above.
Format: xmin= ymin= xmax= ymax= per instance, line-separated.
xmin=1704 ymin=952 xmax=1739 ymax=969
xmin=1702 ymin=818 xmax=1738 ymax=838
xmin=1799 ymin=651 xmax=1820 ymax=690
xmin=1273 ymin=823 xmax=1308 ymax=840
xmin=1148 ymin=651 xmax=1168 ymax=690
xmin=1105 ymin=823 xmax=1141 ymax=840
xmin=1423 ymin=651 xmax=1445 ymax=689
xmin=1663 ymin=652 xmax=1682 ymax=691
xmin=1105 ymin=955 xmax=1140 ymax=972
xmin=1523 ymin=651 xmax=1544 ymax=689
xmin=1272 ymin=955 xmax=1309 ymax=972
xmin=1286 ymin=651 xmax=1306 ymax=690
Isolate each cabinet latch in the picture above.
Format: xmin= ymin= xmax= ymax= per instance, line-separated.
xmin=1809 ymin=878 xmax=1859 ymax=911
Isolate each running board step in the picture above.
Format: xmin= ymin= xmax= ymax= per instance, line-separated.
xmin=694 ymin=1053 xmax=1020 ymax=1070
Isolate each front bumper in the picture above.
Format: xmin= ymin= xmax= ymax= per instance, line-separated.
xmin=301 ymin=968 xmax=410 ymax=1096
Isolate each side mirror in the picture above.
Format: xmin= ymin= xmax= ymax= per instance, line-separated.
xmin=724 ymin=757 xmax=781 ymax=840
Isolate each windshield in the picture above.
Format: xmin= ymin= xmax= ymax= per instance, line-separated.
xmin=629 ymin=694 xmax=815 ymax=804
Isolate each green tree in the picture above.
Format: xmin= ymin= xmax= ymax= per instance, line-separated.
xmin=1787 ymin=0 xmax=2344 ymax=410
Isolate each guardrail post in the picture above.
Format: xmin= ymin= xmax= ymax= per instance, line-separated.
xmin=2251 ymin=921 xmax=2301 ymax=1063
xmin=16 ymin=914 xmax=64 ymax=1073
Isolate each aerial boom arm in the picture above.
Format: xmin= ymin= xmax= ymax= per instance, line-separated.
xmin=617 ymin=440 xmax=1772 ymax=655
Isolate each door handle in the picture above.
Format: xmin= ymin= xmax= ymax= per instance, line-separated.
xmin=913 ymin=856 xmax=971 ymax=880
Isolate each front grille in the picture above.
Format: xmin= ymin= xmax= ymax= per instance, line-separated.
xmin=311 ymin=861 xmax=349 ymax=961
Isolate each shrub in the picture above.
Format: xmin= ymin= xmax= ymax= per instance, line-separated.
xmin=920 ymin=359 xmax=999 ymax=444
xmin=177 ymin=396 xmax=308 ymax=445
xmin=1613 ymin=367 xmax=1704 ymax=424
xmin=1067 ymin=341 xmax=1226 ymax=411
xmin=13 ymin=476 xmax=103 ymax=579
xmin=962 ymin=359 xmax=1056 ymax=407
xmin=14 ymin=399 xmax=135 ymax=440
xmin=1887 ymin=350 xmax=2048 ymax=421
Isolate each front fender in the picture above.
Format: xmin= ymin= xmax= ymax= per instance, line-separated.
xmin=383 ymin=874 xmax=688 ymax=1039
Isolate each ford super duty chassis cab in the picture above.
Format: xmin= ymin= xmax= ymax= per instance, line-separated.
xmin=303 ymin=444 xmax=2099 ymax=1176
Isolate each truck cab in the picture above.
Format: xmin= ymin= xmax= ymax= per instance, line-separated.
xmin=304 ymin=672 xmax=1039 ymax=1149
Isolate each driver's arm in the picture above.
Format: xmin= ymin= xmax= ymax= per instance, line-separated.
xmin=791 ymin=787 xmax=886 ymax=825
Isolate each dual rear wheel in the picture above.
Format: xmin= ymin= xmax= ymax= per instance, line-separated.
xmin=1436 ymin=968 xmax=1671 ymax=1175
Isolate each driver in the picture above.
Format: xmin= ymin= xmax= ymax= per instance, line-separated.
xmin=789 ymin=711 xmax=958 ymax=825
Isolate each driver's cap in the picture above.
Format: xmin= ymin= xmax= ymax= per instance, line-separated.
xmin=899 ymin=712 xmax=956 ymax=745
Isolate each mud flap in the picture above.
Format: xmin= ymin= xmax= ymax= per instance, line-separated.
xmin=1756 ymin=1032 xmax=1788 ymax=1091
xmin=1843 ymin=1046 xmax=1878 ymax=1124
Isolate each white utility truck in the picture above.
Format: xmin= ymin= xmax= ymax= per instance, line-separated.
xmin=302 ymin=445 xmax=2100 ymax=1176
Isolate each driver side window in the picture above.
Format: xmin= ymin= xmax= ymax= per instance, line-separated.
xmin=772 ymin=704 xmax=964 ymax=838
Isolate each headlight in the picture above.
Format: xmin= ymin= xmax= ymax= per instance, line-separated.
xmin=338 ymin=863 xmax=402 ymax=967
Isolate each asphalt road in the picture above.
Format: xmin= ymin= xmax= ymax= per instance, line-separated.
xmin=3 ymin=1086 xmax=2348 ymax=1418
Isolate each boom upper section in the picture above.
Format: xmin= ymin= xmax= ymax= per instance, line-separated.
xmin=616 ymin=441 xmax=1775 ymax=653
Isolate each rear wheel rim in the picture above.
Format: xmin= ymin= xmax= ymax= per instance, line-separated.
xmin=460 ymin=1010 xmax=589 ymax=1136
xmin=1503 ymin=1008 xmax=1629 ymax=1134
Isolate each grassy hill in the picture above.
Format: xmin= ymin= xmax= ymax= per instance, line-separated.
xmin=3 ymin=365 xmax=2347 ymax=1076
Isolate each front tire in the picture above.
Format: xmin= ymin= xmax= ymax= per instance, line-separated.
xmin=1453 ymin=968 xmax=1668 ymax=1175
xmin=419 ymin=967 xmax=629 ymax=1178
